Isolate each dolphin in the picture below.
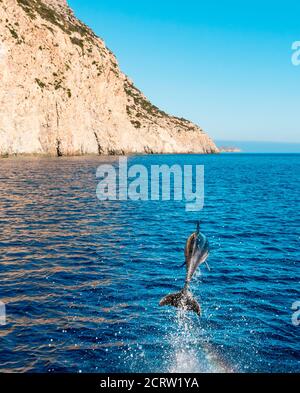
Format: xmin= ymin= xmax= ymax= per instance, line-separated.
xmin=159 ymin=222 xmax=210 ymax=316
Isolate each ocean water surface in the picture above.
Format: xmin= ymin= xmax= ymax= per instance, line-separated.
xmin=0 ymin=153 xmax=299 ymax=373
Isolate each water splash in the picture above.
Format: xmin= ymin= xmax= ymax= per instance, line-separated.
xmin=166 ymin=311 xmax=232 ymax=373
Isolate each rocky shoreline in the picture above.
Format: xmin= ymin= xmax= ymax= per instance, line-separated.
xmin=0 ymin=0 xmax=219 ymax=157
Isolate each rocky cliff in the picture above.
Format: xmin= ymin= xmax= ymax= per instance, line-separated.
xmin=0 ymin=0 xmax=219 ymax=156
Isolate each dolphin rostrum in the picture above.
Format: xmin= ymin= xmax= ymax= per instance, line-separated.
xmin=159 ymin=222 xmax=210 ymax=316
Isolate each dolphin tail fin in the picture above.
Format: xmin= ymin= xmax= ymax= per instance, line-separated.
xmin=159 ymin=289 xmax=201 ymax=316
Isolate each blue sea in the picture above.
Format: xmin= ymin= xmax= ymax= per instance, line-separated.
xmin=0 ymin=153 xmax=299 ymax=373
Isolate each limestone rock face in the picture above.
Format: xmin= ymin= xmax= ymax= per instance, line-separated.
xmin=0 ymin=0 xmax=219 ymax=156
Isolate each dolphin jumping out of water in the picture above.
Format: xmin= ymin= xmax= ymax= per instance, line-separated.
xmin=159 ymin=222 xmax=210 ymax=316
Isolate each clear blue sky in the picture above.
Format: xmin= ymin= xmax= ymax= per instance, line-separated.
xmin=68 ymin=0 xmax=300 ymax=143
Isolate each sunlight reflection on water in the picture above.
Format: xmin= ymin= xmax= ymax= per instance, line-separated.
xmin=0 ymin=154 xmax=299 ymax=372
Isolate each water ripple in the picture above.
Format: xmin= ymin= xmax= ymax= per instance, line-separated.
xmin=0 ymin=154 xmax=299 ymax=372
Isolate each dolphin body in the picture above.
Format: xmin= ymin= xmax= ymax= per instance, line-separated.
xmin=159 ymin=222 xmax=210 ymax=316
